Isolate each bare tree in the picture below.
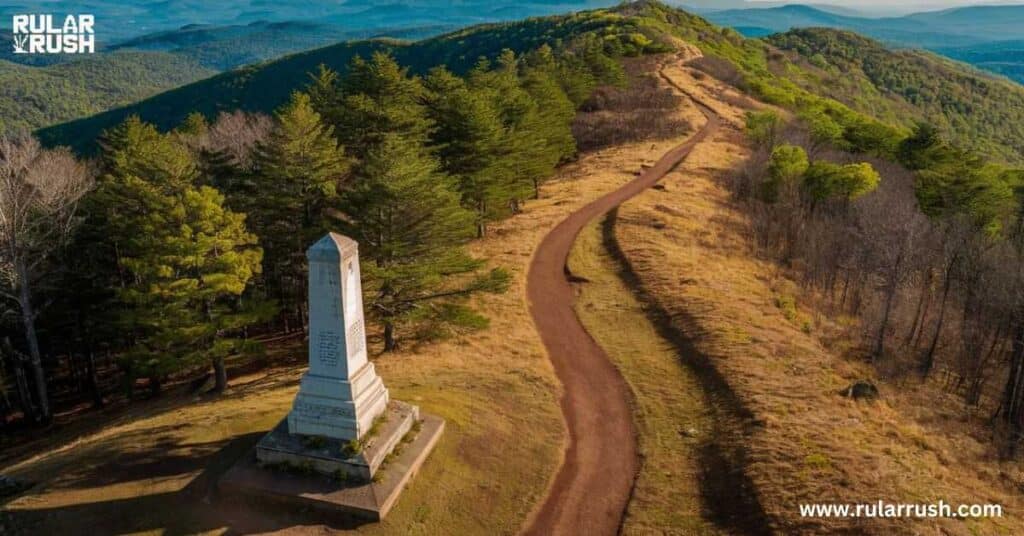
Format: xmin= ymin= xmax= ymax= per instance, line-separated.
xmin=919 ymin=219 xmax=975 ymax=377
xmin=204 ymin=110 xmax=273 ymax=171
xmin=849 ymin=188 xmax=929 ymax=362
xmin=0 ymin=133 xmax=93 ymax=422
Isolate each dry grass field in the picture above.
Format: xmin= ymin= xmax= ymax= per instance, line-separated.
xmin=608 ymin=68 xmax=1024 ymax=533
xmin=569 ymin=219 xmax=722 ymax=535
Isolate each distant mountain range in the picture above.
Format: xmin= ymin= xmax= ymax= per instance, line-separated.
xmin=0 ymin=20 xmax=455 ymax=132
xmin=4 ymin=1 xmax=1024 ymax=134
xmin=699 ymin=4 xmax=1024 ymax=83
xmin=34 ymin=3 xmax=1024 ymax=166
xmin=106 ymin=20 xmax=456 ymax=70
xmin=0 ymin=1 xmax=623 ymax=44
xmin=0 ymin=1 xmax=624 ymax=132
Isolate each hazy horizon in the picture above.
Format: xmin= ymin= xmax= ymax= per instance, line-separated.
xmin=740 ymin=0 xmax=1024 ymax=15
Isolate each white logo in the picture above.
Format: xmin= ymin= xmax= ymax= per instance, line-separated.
xmin=12 ymin=14 xmax=94 ymax=54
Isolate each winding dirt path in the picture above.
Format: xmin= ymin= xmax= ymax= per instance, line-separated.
xmin=523 ymin=65 xmax=721 ymax=535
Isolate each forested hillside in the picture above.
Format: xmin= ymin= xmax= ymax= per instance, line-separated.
xmin=0 ymin=22 xmax=460 ymax=133
xmin=0 ymin=1 xmax=631 ymax=133
xmin=766 ymin=28 xmax=1024 ymax=164
xmin=38 ymin=11 xmax=669 ymax=151
xmin=107 ymin=21 xmax=459 ymax=70
xmin=0 ymin=52 xmax=215 ymax=132
xmin=701 ymin=4 xmax=1024 ymax=84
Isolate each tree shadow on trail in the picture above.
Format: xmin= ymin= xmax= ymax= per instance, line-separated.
xmin=602 ymin=208 xmax=773 ymax=536
xmin=0 ymin=432 xmax=369 ymax=535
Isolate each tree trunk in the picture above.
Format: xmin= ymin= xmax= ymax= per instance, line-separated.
xmin=16 ymin=261 xmax=50 ymax=423
xmin=997 ymin=322 xmax=1024 ymax=453
xmin=873 ymin=278 xmax=898 ymax=362
xmin=905 ymin=271 xmax=932 ymax=347
xmin=838 ymin=269 xmax=851 ymax=311
xmin=384 ymin=322 xmax=396 ymax=353
xmin=86 ymin=350 xmax=103 ymax=408
xmin=212 ymin=355 xmax=227 ymax=393
xmin=13 ymin=358 xmax=34 ymax=421
xmin=920 ymin=265 xmax=953 ymax=377
xmin=477 ymin=200 xmax=487 ymax=239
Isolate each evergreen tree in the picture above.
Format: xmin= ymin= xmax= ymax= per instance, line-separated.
xmin=745 ymin=110 xmax=783 ymax=150
xmin=93 ymin=117 xmax=267 ymax=392
xmin=333 ymin=52 xmax=433 ymax=160
xmin=898 ymin=122 xmax=946 ymax=170
xmin=336 ymin=134 xmax=509 ymax=351
xmin=425 ymin=66 xmax=517 ymax=237
xmin=306 ymin=64 xmax=343 ymax=127
xmin=763 ymin=144 xmax=809 ymax=202
xmin=115 ymin=184 xmax=265 ymax=392
xmin=797 ymin=107 xmax=844 ymax=155
xmin=252 ymin=91 xmax=350 ymax=326
xmin=516 ymin=63 xmax=577 ymax=199
xmin=176 ymin=112 xmax=209 ymax=138
xmin=916 ymin=158 xmax=1015 ymax=235
xmin=99 ymin=115 xmax=196 ymax=190
xmin=802 ymin=160 xmax=881 ymax=204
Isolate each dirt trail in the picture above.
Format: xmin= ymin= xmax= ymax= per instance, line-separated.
xmin=523 ymin=63 xmax=721 ymax=536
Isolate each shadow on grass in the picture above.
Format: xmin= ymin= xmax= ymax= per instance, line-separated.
xmin=602 ymin=207 xmax=773 ymax=536
xmin=0 ymin=431 xmax=370 ymax=535
xmin=0 ymin=359 xmax=302 ymax=470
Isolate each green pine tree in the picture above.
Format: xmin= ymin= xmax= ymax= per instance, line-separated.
xmin=515 ymin=65 xmax=577 ymax=198
xmin=114 ymin=182 xmax=266 ymax=392
xmin=99 ymin=114 xmax=197 ymax=190
xmin=94 ymin=118 xmax=268 ymax=392
xmin=252 ymin=91 xmax=350 ymax=327
xmin=336 ymin=133 xmax=509 ymax=351
xmin=333 ymin=52 xmax=434 ymax=160
xmin=425 ymin=66 xmax=518 ymax=237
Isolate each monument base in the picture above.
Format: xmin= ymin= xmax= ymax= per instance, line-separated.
xmin=259 ymin=400 xmax=415 ymax=481
xmin=219 ymin=403 xmax=444 ymax=521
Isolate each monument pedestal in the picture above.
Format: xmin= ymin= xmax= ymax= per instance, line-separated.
xmin=257 ymin=400 xmax=418 ymax=481
xmin=220 ymin=412 xmax=445 ymax=520
xmin=287 ymin=361 xmax=390 ymax=441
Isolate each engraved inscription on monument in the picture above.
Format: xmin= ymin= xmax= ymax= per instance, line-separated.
xmin=347 ymin=319 xmax=365 ymax=358
xmin=317 ymin=331 xmax=340 ymax=368
xmin=293 ymin=401 xmax=355 ymax=420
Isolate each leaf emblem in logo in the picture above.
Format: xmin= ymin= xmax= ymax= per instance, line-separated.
xmin=12 ymin=35 xmax=27 ymax=54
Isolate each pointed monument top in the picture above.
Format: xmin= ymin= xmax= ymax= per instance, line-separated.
xmin=308 ymin=232 xmax=358 ymax=261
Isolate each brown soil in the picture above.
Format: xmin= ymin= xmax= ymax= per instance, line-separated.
xmin=522 ymin=62 xmax=721 ymax=535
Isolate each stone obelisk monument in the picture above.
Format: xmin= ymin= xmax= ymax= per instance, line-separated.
xmin=288 ymin=233 xmax=389 ymax=440
xmin=225 ymin=233 xmax=444 ymax=520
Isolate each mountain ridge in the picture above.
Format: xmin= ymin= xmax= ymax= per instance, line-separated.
xmin=701 ymin=3 xmax=1024 ymax=83
xmin=34 ymin=1 xmax=1024 ymax=164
